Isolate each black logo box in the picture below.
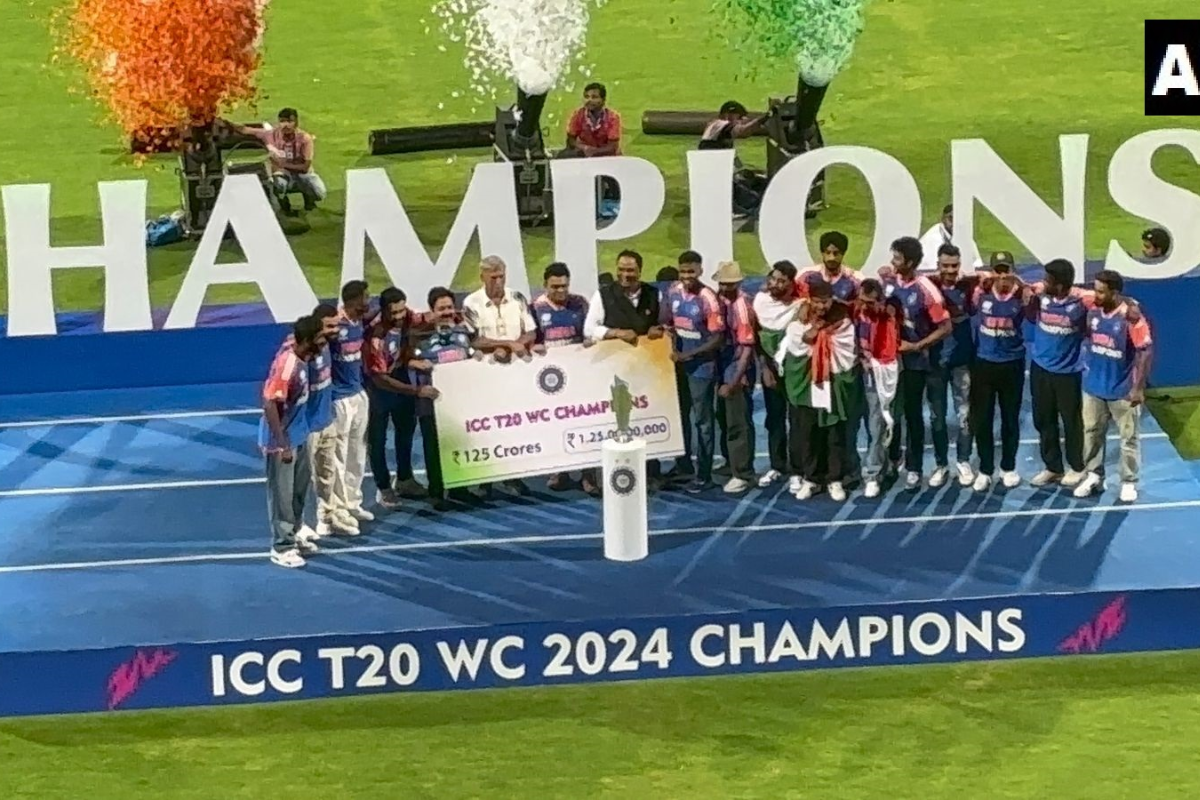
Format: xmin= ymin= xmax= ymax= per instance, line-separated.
xmin=1145 ymin=20 xmax=1200 ymax=115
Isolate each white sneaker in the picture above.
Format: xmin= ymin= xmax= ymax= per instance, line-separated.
xmin=1030 ymin=470 xmax=1061 ymax=487
xmin=330 ymin=512 xmax=361 ymax=536
xmin=828 ymin=482 xmax=846 ymax=502
xmin=297 ymin=523 xmax=321 ymax=541
xmin=929 ymin=466 xmax=949 ymax=488
xmin=956 ymin=462 xmax=975 ymax=486
xmin=723 ymin=477 xmax=751 ymax=494
xmin=270 ymin=549 xmax=306 ymax=569
xmin=794 ymin=480 xmax=817 ymax=500
xmin=1119 ymin=483 xmax=1138 ymax=503
xmin=1072 ymin=472 xmax=1103 ymax=498
xmin=973 ymin=473 xmax=992 ymax=492
xmin=788 ymin=475 xmax=803 ymax=494
xmin=758 ymin=469 xmax=783 ymax=488
xmin=863 ymin=480 xmax=881 ymax=498
xmin=295 ymin=531 xmax=320 ymax=556
xmin=904 ymin=471 xmax=922 ymax=491
xmin=349 ymin=506 xmax=375 ymax=522
xmin=1001 ymin=471 xmax=1021 ymax=489
xmin=1061 ymin=470 xmax=1086 ymax=487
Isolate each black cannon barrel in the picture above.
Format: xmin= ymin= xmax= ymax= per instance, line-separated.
xmin=641 ymin=110 xmax=768 ymax=136
xmin=369 ymin=122 xmax=494 ymax=155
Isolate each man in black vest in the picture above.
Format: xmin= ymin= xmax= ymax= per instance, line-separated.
xmin=584 ymin=249 xmax=662 ymax=341
xmin=583 ymin=249 xmax=667 ymax=485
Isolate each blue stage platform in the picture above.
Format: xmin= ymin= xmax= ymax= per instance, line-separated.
xmin=2 ymin=378 xmax=1199 ymax=717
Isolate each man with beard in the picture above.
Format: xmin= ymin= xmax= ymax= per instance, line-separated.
xmin=928 ymin=244 xmax=978 ymax=487
xmin=774 ymin=280 xmax=858 ymax=502
xmin=713 ymin=261 xmax=758 ymax=494
xmin=881 ymin=237 xmax=952 ymax=490
xmin=1024 ymin=258 xmax=1090 ymax=488
xmin=660 ymin=251 xmax=726 ymax=493
xmin=1073 ymin=271 xmax=1152 ymax=503
xmin=753 ymin=260 xmax=802 ymax=490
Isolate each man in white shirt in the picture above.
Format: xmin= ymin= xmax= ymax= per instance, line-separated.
xmin=461 ymin=255 xmax=536 ymax=496
xmin=752 ymin=260 xmax=802 ymax=490
xmin=919 ymin=204 xmax=983 ymax=272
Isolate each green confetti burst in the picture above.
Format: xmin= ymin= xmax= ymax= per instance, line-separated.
xmin=713 ymin=0 xmax=872 ymax=86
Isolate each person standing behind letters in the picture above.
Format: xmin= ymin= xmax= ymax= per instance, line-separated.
xmin=328 ymin=280 xmax=375 ymax=533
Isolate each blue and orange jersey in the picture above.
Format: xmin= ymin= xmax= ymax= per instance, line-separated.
xmin=660 ymin=281 xmax=725 ymax=380
xmin=1084 ymin=303 xmax=1152 ymax=401
xmin=532 ymin=294 xmax=588 ymax=347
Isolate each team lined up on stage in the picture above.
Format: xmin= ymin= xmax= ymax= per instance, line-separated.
xmin=257 ymin=233 xmax=1153 ymax=568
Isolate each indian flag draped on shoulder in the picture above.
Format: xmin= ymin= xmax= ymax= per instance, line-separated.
xmin=774 ymin=304 xmax=862 ymax=425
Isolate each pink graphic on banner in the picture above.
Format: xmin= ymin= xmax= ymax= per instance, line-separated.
xmin=1058 ymin=595 xmax=1128 ymax=654
xmin=107 ymin=647 xmax=178 ymax=709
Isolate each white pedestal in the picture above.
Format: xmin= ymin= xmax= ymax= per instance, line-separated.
xmin=601 ymin=438 xmax=649 ymax=562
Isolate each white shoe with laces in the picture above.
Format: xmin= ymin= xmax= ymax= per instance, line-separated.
xmin=904 ymin=471 xmax=922 ymax=491
xmin=349 ymin=506 xmax=375 ymax=522
xmin=723 ymin=477 xmax=751 ymax=494
xmin=794 ymin=480 xmax=817 ymax=500
xmin=1001 ymin=471 xmax=1021 ymax=489
xmin=973 ymin=473 xmax=992 ymax=492
xmin=1119 ymin=482 xmax=1138 ymax=503
xmin=1061 ymin=470 xmax=1086 ymax=487
xmin=863 ymin=480 xmax=881 ymax=498
xmin=788 ymin=475 xmax=803 ymax=494
xmin=1030 ymin=470 xmax=1061 ymax=487
xmin=827 ymin=482 xmax=846 ymax=502
xmin=330 ymin=511 xmax=361 ymax=536
xmin=956 ymin=462 xmax=975 ymax=486
xmin=758 ymin=469 xmax=783 ymax=488
xmin=270 ymin=549 xmax=306 ymax=569
xmin=929 ymin=466 xmax=949 ymax=488
xmin=1073 ymin=472 xmax=1103 ymax=498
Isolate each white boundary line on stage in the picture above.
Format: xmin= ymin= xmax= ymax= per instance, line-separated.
xmin=1 ymin=498 xmax=1197 ymax=575
xmin=0 ymin=408 xmax=261 ymax=429
xmin=0 ymin=433 xmax=1170 ymax=500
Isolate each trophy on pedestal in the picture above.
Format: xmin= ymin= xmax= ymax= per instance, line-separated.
xmin=601 ymin=377 xmax=649 ymax=561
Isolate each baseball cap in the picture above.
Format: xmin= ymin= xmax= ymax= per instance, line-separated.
xmin=989 ymin=251 xmax=1015 ymax=269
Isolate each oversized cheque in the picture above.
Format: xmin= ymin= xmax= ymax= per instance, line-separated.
xmin=432 ymin=336 xmax=685 ymax=488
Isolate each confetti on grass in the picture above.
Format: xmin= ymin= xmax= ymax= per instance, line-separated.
xmin=433 ymin=0 xmax=606 ymax=105
xmin=712 ymin=0 xmax=872 ymax=86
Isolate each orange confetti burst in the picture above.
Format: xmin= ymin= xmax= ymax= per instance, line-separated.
xmin=58 ymin=0 xmax=269 ymax=147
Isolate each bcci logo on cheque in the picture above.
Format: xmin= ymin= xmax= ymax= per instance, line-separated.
xmin=536 ymin=365 xmax=566 ymax=395
xmin=610 ymin=467 xmax=637 ymax=496
xmin=1145 ymin=20 xmax=1200 ymax=115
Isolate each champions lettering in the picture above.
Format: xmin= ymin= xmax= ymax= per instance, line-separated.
xmin=690 ymin=608 xmax=1026 ymax=666
xmin=979 ymin=317 xmax=1017 ymax=337
xmin=1038 ymin=313 xmax=1075 ymax=336
xmin=204 ymin=607 xmax=1026 ymax=701
xmin=463 ymin=395 xmax=650 ymax=432
xmin=5 ymin=128 xmax=1200 ymax=337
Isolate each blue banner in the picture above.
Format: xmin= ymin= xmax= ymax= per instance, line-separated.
xmin=1 ymin=588 xmax=1195 ymax=717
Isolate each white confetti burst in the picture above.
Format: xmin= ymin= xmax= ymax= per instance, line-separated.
xmin=433 ymin=0 xmax=607 ymax=101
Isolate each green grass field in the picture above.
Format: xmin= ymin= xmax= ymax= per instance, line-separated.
xmin=4 ymin=1 xmax=1200 ymax=794
xmin=5 ymin=651 xmax=1200 ymax=798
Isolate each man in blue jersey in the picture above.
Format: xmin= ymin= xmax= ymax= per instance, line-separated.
xmin=261 ymin=315 xmax=324 ymax=569
xmin=1073 ymin=271 xmax=1153 ymax=503
xmin=413 ymin=287 xmax=479 ymax=509
xmin=532 ymin=262 xmax=599 ymax=495
xmin=366 ymin=288 xmax=438 ymax=510
xmin=660 ymin=250 xmax=726 ymax=493
xmin=929 ymin=244 xmax=977 ymax=487
xmin=329 ymin=280 xmax=375 ymax=532
xmin=305 ymin=304 xmax=347 ymax=537
xmin=1025 ymin=259 xmax=1090 ymax=489
xmin=881 ymin=236 xmax=952 ymax=490
xmin=968 ymin=252 xmax=1028 ymax=491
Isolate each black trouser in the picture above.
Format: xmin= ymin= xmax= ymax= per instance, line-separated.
xmin=1030 ymin=362 xmax=1084 ymax=475
xmin=761 ymin=377 xmax=791 ymax=474
xmin=970 ymin=359 xmax=1025 ymax=475
xmin=893 ymin=368 xmax=950 ymax=474
xmin=716 ymin=385 xmax=756 ymax=481
xmin=369 ymin=402 xmax=444 ymax=498
xmin=788 ymin=404 xmax=846 ymax=484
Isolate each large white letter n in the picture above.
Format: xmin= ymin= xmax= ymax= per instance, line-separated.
xmin=2 ymin=180 xmax=151 ymax=337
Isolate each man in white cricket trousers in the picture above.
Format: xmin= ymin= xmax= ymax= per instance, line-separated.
xmin=326 ymin=280 xmax=375 ymax=533
xmin=306 ymin=304 xmax=343 ymax=534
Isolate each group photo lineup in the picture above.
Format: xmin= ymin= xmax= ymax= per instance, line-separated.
xmin=1 ymin=0 xmax=1199 ymax=795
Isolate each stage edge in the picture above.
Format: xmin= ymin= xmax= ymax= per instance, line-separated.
xmin=2 ymin=587 xmax=1193 ymax=718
